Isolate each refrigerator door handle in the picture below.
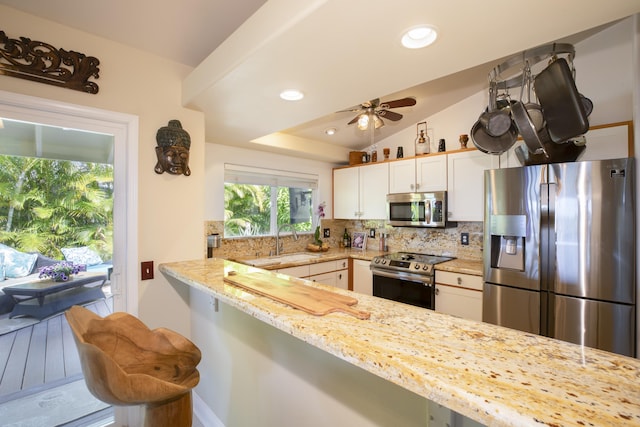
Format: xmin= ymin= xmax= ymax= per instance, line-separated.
xmin=540 ymin=183 xmax=556 ymax=294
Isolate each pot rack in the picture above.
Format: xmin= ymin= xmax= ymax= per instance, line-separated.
xmin=489 ymin=43 xmax=575 ymax=90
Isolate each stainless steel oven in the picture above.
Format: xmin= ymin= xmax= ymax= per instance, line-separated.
xmin=370 ymin=252 xmax=454 ymax=309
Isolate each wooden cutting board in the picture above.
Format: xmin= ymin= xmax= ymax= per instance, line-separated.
xmin=223 ymin=271 xmax=370 ymax=320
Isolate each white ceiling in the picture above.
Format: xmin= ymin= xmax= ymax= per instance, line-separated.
xmin=1 ymin=0 xmax=639 ymax=163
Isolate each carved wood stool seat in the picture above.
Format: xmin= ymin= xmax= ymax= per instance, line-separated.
xmin=65 ymin=305 xmax=201 ymax=427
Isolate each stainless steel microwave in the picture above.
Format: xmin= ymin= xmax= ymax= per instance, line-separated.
xmin=387 ymin=192 xmax=447 ymax=227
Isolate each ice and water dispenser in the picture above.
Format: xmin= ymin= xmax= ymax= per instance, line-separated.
xmin=489 ymin=215 xmax=527 ymax=271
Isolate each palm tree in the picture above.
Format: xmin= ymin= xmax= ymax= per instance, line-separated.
xmin=0 ymin=155 xmax=113 ymax=260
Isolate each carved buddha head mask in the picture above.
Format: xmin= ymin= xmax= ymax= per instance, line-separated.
xmin=154 ymin=120 xmax=191 ymax=176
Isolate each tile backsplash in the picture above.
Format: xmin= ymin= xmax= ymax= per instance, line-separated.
xmin=205 ymin=220 xmax=483 ymax=261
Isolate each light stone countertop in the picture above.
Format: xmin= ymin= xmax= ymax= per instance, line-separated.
xmin=160 ymin=258 xmax=640 ymax=427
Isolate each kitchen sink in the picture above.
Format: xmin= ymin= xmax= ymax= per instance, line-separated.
xmin=244 ymin=252 xmax=322 ymax=267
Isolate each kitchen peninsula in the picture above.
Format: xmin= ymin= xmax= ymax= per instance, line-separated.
xmin=160 ymin=258 xmax=640 ymax=427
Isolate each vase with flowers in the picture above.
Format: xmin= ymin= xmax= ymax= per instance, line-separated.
xmin=39 ymin=261 xmax=82 ymax=282
xmin=308 ymin=201 xmax=329 ymax=251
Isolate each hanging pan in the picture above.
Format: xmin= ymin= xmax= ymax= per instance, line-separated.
xmin=534 ymin=57 xmax=589 ymax=143
xmin=511 ymin=64 xmax=548 ymax=157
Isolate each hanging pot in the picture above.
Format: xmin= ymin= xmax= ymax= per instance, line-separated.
xmin=478 ymin=81 xmax=512 ymax=137
xmin=534 ymin=57 xmax=589 ymax=143
xmin=522 ymin=62 xmax=545 ymax=131
xmin=470 ymin=118 xmax=517 ymax=155
xmin=512 ymin=68 xmax=548 ymax=157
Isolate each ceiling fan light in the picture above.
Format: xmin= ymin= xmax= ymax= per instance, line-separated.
xmin=324 ymin=127 xmax=337 ymax=136
xmin=279 ymin=89 xmax=304 ymax=101
xmin=357 ymin=114 xmax=369 ymax=130
xmin=401 ymin=25 xmax=438 ymax=49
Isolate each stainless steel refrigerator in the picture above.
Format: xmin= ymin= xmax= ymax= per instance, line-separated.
xmin=483 ymin=158 xmax=636 ymax=357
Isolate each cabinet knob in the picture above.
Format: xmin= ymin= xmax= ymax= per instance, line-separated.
xmin=338 ymin=274 xmax=342 ymax=279
xmin=457 ymin=277 xmax=462 ymax=285
xmin=435 ymin=287 xmax=440 ymax=295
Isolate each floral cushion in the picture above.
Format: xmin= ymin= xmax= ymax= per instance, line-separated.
xmin=61 ymin=246 xmax=103 ymax=266
xmin=0 ymin=243 xmax=39 ymax=278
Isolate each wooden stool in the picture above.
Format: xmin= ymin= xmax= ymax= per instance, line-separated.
xmin=65 ymin=305 xmax=201 ymax=427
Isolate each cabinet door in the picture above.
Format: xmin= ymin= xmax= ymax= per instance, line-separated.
xmin=416 ymin=155 xmax=447 ymax=192
xmin=579 ymin=122 xmax=630 ymax=161
xmin=447 ymin=150 xmax=499 ymax=222
xmin=388 ymin=159 xmax=416 ymax=193
xmin=333 ymin=167 xmax=360 ymax=219
xmin=353 ymin=259 xmax=373 ymax=296
xmin=435 ymin=284 xmax=483 ymax=321
xmin=335 ymin=269 xmax=348 ymax=290
xmin=359 ymin=162 xmax=389 ymax=219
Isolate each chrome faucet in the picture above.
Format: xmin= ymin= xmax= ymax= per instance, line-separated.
xmin=276 ymin=223 xmax=298 ymax=255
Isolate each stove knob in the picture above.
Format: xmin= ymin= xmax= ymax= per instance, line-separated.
xmin=423 ymin=265 xmax=429 ymax=271
xmin=414 ymin=264 xmax=421 ymax=270
xmin=382 ymin=259 xmax=388 ymax=265
xmin=374 ymin=258 xmax=380 ymax=264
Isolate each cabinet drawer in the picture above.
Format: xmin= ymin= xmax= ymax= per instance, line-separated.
xmin=336 ymin=258 xmax=348 ymax=270
xmin=308 ymin=272 xmax=336 ymax=287
xmin=309 ymin=260 xmax=338 ymax=275
xmin=436 ymin=270 xmax=482 ymax=290
xmin=277 ymin=265 xmax=310 ymax=278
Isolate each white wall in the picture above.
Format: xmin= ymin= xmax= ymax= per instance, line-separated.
xmin=376 ymin=17 xmax=636 ymax=157
xmin=205 ymin=143 xmax=337 ymax=220
xmin=0 ymin=5 xmax=205 ymax=336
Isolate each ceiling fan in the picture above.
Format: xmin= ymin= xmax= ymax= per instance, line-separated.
xmin=339 ymin=97 xmax=417 ymax=130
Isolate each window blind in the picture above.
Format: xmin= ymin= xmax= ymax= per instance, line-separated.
xmin=224 ymin=163 xmax=318 ymax=189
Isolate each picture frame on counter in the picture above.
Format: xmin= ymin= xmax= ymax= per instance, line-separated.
xmin=352 ymin=232 xmax=366 ymax=250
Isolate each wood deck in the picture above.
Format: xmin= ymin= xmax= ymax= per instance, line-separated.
xmin=0 ymin=297 xmax=113 ymax=403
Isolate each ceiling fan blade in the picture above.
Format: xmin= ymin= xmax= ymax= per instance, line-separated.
xmin=347 ymin=114 xmax=361 ymax=125
xmin=378 ymin=110 xmax=403 ymax=121
xmin=381 ymin=97 xmax=416 ymax=109
xmin=336 ymin=104 xmax=365 ymax=113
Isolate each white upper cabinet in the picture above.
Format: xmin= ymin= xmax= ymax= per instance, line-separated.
xmin=389 ymin=154 xmax=447 ymax=193
xmin=447 ymin=149 xmax=499 ymax=222
xmin=333 ymin=162 xmax=389 ymax=220
xmin=333 ymin=167 xmax=360 ymax=219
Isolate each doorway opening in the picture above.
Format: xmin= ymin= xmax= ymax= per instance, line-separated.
xmin=0 ymin=90 xmax=138 ymax=426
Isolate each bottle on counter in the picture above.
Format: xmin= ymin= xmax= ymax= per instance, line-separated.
xmin=379 ymin=233 xmax=388 ymax=251
xmin=343 ymin=228 xmax=351 ymax=248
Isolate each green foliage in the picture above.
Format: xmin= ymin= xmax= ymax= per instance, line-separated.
xmin=224 ymin=183 xmax=312 ymax=237
xmin=0 ymin=155 xmax=113 ymax=260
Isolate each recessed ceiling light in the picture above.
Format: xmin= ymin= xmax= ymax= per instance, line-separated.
xmin=279 ymin=89 xmax=304 ymax=101
xmin=324 ymin=127 xmax=337 ymax=136
xmin=401 ymin=25 xmax=438 ymax=49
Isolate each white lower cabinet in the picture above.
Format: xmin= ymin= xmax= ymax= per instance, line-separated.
xmin=435 ymin=271 xmax=483 ymax=322
xmin=280 ymin=259 xmax=349 ymax=290
xmin=352 ymin=259 xmax=373 ymax=296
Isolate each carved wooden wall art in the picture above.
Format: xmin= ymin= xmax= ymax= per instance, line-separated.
xmin=0 ymin=30 xmax=100 ymax=94
xmin=155 ymin=120 xmax=192 ymax=176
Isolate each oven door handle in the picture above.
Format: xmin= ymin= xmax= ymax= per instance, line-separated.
xmin=370 ymin=267 xmax=432 ymax=284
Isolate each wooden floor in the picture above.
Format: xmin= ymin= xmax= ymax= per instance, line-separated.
xmin=0 ymin=297 xmax=113 ymax=403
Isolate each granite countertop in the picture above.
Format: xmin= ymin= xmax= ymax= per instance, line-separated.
xmin=160 ymin=258 xmax=640 ymax=427
xmin=230 ymin=248 xmax=482 ymax=276
xmin=229 ymin=248 xmax=385 ymax=270
xmin=435 ymin=258 xmax=483 ymax=276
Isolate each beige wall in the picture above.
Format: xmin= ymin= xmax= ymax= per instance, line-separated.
xmin=0 ymin=5 xmax=205 ymax=336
